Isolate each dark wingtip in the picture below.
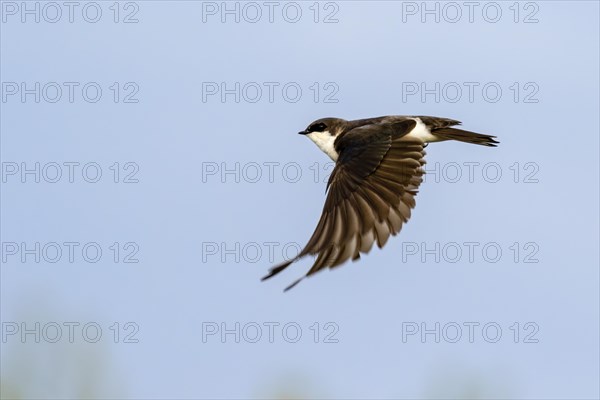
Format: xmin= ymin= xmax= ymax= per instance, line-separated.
xmin=283 ymin=276 xmax=305 ymax=292
xmin=261 ymin=259 xmax=294 ymax=282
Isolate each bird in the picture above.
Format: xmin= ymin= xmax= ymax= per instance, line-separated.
xmin=262 ymin=115 xmax=498 ymax=291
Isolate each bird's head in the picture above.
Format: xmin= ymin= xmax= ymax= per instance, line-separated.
xmin=298 ymin=118 xmax=347 ymax=160
xmin=298 ymin=117 xmax=346 ymax=137
xmin=298 ymin=117 xmax=345 ymax=158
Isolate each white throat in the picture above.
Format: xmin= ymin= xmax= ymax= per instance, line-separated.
xmin=306 ymin=131 xmax=338 ymax=161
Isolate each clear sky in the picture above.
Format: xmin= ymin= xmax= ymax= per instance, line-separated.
xmin=1 ymin=1 xmax=599 ymax=399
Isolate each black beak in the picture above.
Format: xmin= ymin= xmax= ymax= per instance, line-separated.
xmin=298 ymin=130 xmax=308 ymax=135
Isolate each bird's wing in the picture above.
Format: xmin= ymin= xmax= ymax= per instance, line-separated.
xmin=262 ymin=118 xmax=427 ymax=290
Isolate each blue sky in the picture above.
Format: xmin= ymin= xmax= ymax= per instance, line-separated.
xmin=1 ymin=1 xmax=599 ymax=398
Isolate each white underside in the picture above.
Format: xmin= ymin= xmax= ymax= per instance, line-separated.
xmin=306 ymin=131 xmax=339 ymax=161
xmin=405 ymin=117 xmax=442 ymax=143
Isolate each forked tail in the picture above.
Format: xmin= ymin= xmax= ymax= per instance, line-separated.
xmin=433 ymin=127 xmax=499 ymax=147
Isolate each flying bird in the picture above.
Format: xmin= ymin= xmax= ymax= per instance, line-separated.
xmin=262 ymin=115 xmax=498 ymax=291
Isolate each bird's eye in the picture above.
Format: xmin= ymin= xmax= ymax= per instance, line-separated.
xmin=308 ymin=123 xmax=327 ymax=133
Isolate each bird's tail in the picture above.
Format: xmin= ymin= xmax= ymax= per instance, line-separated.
xmin=433 ymin=128 xmax=499 ymax=147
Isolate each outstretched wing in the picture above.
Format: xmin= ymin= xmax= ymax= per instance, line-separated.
xmin=262 ymin=118 xmax=427 ymax=290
